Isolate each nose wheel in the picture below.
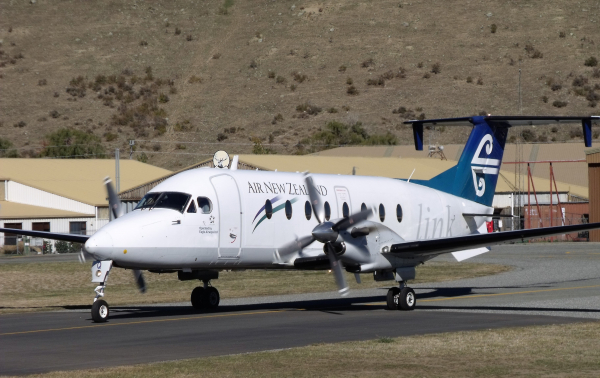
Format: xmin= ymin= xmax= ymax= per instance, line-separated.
xmin=91 ymin=299 xmax=110 ymax=322
xmin=386 ymin=285 xmax=416 ymax=311
xmin=191 ymin=282 xmax=220 ymax=310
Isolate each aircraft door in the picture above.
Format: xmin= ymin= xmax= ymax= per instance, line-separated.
xmin=334 ymin=186 xmax=352 ymax=218
xmin=210 ymin=174 xmax=242 ymax=259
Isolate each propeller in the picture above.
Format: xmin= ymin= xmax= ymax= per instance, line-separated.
xmin=277 ymin=173 xmax=372 ymax=296
xmin=104 ymin=176 xmax=146 ymax=294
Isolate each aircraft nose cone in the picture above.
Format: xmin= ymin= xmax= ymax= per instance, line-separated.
xmin=85 ymin=229 xmax=114 ymax=260
xmin=312 ymin=223 xmax=338 ymax=243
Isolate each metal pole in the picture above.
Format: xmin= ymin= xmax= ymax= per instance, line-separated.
xmin=510 ymin=193 xmax=514 ymax=231
xmin=518 ymin=67 xmax=522 ymax=115
xmin=550 ymin=163 xmax=553 ymax=229
xmin=527 ymin=163 xmax=531 ymax=230
xmin=115 ymin=148 xmax=120 ymax=194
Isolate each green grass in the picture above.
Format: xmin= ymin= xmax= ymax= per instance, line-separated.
xmin=0 ymin=260 xmax=510 ymax=314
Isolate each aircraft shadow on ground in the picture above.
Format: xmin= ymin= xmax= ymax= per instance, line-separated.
xmin=93 ymin=295 xmax=389 ymax=321
xmin=19 ymin=281 xmax=595 ymax=322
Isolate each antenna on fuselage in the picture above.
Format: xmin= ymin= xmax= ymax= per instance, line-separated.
xmin=230 ymin=155 xmax=239 ymax=170
xmin=407 ymin=168 xmax=416 ymax=183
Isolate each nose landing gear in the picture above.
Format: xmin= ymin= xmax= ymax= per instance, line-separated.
xmin=91 ymin=260 xmax=113 ymax=323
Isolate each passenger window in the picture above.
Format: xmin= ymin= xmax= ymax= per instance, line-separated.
xmin=187 ymin=200 xmax=197 ymax=213
xmin=342 ymin=202 xmax=349 ymax=218
xmin=379 ymin=203 xmax=385 ymax=222
xmin=361 ymin=203 xmax=367 ymax=212
xmin=285 ymin=200 xmax=292 ymax=220
xmin=197 ymin=197 xmax=213 ymax=214
xmin=305 ymin=201 xmax=312 ymax=220
xmin=396 ymin=204 xmax=403 ymax=223
xmin=265 ymin=199 xmax=273 ymax=219
xmin=324 ymin=201 xmax=331 ymax=221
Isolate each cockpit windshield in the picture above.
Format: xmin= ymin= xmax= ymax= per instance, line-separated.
xmin=135 ymin=192 xmax=161 ymax=210
xmin=153 ymin=192 xmax=191 ymax=213
xmin=135 ymin=192 xmax=191 ymax=213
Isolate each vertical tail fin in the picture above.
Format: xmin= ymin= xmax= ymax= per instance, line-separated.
xmin=406 ymin=115 xmax=598 ymax=206
xmin=409 ymin=116 xmax=508 ymax=206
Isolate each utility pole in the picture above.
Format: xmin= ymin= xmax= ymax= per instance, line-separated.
xmin=129 ymin=140 xmax=135 ymax=159
xmin=115 ymin=148 xmax=120 ymax=194
xmin=518 ymin=67 xmax=522 ymax=115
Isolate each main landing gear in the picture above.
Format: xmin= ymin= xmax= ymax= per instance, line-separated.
xmin=386 ymin=282 xmax=416 ymax=311
xmin=191 ymin=281 xmax=220 ymax=310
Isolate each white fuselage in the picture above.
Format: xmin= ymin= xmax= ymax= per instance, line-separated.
xmin=85 ymin=168 xmax=490 ymax=271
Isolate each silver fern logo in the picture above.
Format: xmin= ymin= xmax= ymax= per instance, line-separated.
xmin=471 ymin=134 xmax=500 ymax=197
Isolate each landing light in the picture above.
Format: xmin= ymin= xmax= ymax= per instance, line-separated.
xmin=96 ymin=270 xmax=102 ymax=277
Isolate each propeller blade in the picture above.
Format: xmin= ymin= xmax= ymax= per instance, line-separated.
xmin=304 ymin=173 xmax=324 ymax=224
xmin=133 ymin=269 xmax=146 ymax=293
xmin=104 ymin=177 xmax=124 ymax=219
xmin=326 ymin=243 xmax=349 ymax=297
xmin=332 ymin=208 xmax=373 ymax=232
xmin=278 ymin=235 xmax=315 ymax=257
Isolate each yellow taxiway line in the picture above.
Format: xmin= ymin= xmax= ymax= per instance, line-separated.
xmin=0 ymin=309 xmax=286 ymax=337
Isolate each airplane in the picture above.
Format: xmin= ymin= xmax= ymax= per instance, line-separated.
xmin=1 ymin=115 xmax=599 ymax=323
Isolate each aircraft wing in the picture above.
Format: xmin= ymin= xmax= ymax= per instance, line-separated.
xmin=387 ymin=222 xmax=600 ymax=258
xmin=0 ymin=228 xmax=90 ymax=244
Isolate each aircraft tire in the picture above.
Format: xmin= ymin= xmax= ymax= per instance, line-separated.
xmin=203 ymin=287 xmax=220 ymax=309
xmin=191 ymin=287 xmax=205 ymax=309
xmin=398 ymin=287 xmax=416 ymax=311
xmin=386 ymin=287 xmax=400 ymax=310
xmin=91 ymin=299 xmax=109 ymax=323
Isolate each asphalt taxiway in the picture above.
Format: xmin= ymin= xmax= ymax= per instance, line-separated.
xmin=1 ymin=243 xmax=600 ymax=375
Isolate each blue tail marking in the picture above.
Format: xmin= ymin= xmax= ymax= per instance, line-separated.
xmin=411 ymin=116 xmax=508 ymax=206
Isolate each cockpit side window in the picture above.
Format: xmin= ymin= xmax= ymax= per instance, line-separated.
xmin=135 ymin=192 xmax=161 ymax=210
xmin=153 ymin=192 xmax=191 ymax=213
xmin=197 ymin=197 xmax=213 ymax=214
xmin=187 ymin=199 xmax=197 ymax=213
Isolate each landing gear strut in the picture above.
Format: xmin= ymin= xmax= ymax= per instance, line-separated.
xmin=191 ymin=280 xmax=220 ymax=310
xmin=386 ymin=281 xmax=416 ymax=311
xmin=91 ymin=260 xmax=113 ymax=322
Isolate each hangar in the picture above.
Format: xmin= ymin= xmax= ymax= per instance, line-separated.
xmin=0 ymin=159 xmax=170 ymax=252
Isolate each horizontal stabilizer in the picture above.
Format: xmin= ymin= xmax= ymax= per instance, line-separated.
xmin=463 ymin=213 xmax=516 ymax=218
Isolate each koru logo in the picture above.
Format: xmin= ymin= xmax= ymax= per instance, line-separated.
xmin=470 ymin=134 xmax=500 ymax=197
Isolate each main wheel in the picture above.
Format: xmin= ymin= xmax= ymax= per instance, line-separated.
xmin=91 ymin=299 xmax=109 ymax=323
xmin=191 ymin=287 xmax=205 ymax=309
xmin=203 ymin=287 xmax=220 ymax=309
xmin=386 ymin=287 xmax=400 ymax=310
xmin=398 ymin=287 xmax=416 ymax=311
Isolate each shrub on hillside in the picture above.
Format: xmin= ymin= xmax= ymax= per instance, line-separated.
xmin=0 ymin=138 xmax=18 ymax=158
xmin=584 ymin=57 xmax=598 ymax=67
xmin=552 ymin=100 xmax=568 ymax=108
xmin=41 ymin=129 xmax=106 ymax=158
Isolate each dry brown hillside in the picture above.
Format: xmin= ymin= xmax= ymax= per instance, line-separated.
xmin=0 ymin=0 xmax=599 ymax=169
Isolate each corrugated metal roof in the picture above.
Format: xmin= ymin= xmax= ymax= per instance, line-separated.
xmin=0 ymin=159 xmax=171 ymax=206
xmin=0 ymin=201 xmax=93 ymax=219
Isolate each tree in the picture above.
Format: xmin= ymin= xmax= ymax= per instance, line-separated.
xmin=41 ymin=128 xmax=106 ymax=158
xmin=0 ymin=137 xmax=19 ymax=158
